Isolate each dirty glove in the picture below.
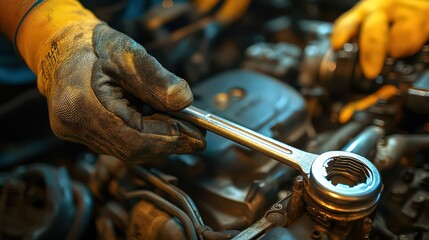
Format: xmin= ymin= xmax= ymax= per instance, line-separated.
xmin=4 ymin=0 xmax=206 ymax=162
xmin=331 ymin=0 xmax=429 ymax=79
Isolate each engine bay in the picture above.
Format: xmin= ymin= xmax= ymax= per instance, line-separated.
xmin=1 ymin=1 xmax=429 ymax=239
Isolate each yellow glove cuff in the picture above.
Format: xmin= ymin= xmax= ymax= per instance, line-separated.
xmin=15 ymin=0 xmax=100 ymax=94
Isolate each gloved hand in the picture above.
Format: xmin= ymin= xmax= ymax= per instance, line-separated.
xmin=331 ymin=0 xmax=429 ymax=79
xmin=9 ymin=0 xmax=206 ymax=162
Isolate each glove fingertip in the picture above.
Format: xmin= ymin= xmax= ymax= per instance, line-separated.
xmin=179 ymin=124 xmax=206 ymax=144
xmin=144 ymin=76 xmax=194 ymax=112
xmin=186 ymin=137 xmax=207 ymax=152
xmin=362 ymin=64 xmax=380 ymax=80
xmin=360 ymin=52 xmax=383 ymax=79
xmin=331 ymin=33 xmax=347 ymax=50
xmin=331 ymin=9 xmax=364 ymax=49
xmin=163 ymin=78 xmax=194 ymax=111
xmin=359 ymin=11 xmax=388 ymax=79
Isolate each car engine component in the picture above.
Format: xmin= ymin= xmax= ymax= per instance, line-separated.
xmin=300 ymin=37 xmax=429 ymax=97
xmin=167 ymin=70 xmax=307 ymax=231
xmin=173 ymin=105 xmax=382 ymax=240
xmin=1 ymin=1 xmax=429 ymax=240
xmin=0 ymin=164 xmax=93 ymax=240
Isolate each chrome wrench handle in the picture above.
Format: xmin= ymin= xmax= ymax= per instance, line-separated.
xmin=174 ymin=106 xmax=318 ymax=176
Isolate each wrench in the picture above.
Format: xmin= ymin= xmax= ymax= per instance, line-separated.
xmin=172 ymin=105 xmax=382 ymax=215
xmin=173 ymin=106 xmax=317 ymax=176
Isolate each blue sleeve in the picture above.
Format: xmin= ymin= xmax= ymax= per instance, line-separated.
xmin=0 ymin=37 xmax=36 ymax=85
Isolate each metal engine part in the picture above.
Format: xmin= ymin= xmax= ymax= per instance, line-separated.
xmin=167 ymin=70 xmax=308 ymax=230
xmin=174 ymin=105 xmax=382 ymax=240
xmin=241 ymin=42 xmax=301 ymax=80
xmin=305 ymin=152 xmax=381 ymax=219
xmin=407 ymin=70 xmax=429 ymax=114
xmin=299 ymin=37 xmax=429 ymax=98
xmin=0 ymin=164 xmax=93 ymax=240
xmin=2 ymin=2 xmax=429 ymax=239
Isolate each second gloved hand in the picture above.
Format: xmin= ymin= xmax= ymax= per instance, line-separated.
xmin=15 ymin=0 xmax=206 ymax=162
xmin=331 ymin=0 xmax=429 ymax=79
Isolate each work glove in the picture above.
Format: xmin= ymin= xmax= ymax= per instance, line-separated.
xmin=10 ymin=0 xmax=206 ymax=162
xmin=331 ymin=0 xmax=429 ymax=79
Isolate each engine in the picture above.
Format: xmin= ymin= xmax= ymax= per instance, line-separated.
xmin=1 ymin=1 xmax=428 ymax=239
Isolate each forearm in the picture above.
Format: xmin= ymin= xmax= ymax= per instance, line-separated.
xmin=0 ymin=0 xmax=37 ymax=41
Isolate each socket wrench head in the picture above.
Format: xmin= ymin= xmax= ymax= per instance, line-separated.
xmin=305 ymin=151 xmax=382 ymax=219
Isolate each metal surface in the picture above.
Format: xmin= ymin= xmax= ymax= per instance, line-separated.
xmin=375 ymin=134 xmax=429 ymax=170
xmin=174 ymin=106 xmax=317 ymax=175
xmin=189 ymin=70 xmax=307 ymax=172
xmin=342 ymin=125 xmax=385 ymax=159
xmin=174 ymin=106 xmax=383 ymax=215
xmin=286 ymin=176 xmax=305 ymax=226
xmin=307 ymin=151 xmax=382 ymax=215
xmin=231 ymin=217 xmax=273 ymax=240
xmin=407 ymin=70 xmax=429 ymax=113
xmin=168 ymin=70 xmax=305 ymax=231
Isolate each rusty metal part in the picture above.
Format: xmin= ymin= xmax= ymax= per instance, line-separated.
xmin=173 ymin=106 xmax=382 ymax=217
xmin=265 ymin=204 xmax=287 ymax=227
xmin=286 ymin=175 xmax=305 ymax=226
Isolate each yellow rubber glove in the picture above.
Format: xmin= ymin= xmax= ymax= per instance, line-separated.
xmin=331 ymin=0 xmax=429 ymax=79
xmin=0 ymin=0 xmax=206 ymax=162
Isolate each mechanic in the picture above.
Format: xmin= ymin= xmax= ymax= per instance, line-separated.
xmin=1 ymin=0 xmax=428 ymax=163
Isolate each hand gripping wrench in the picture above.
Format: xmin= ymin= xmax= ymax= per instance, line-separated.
xmin=173 ymin=106 xmax=382 ymax=216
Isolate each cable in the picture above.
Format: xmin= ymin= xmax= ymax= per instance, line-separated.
xmin=126 ymin=190 xmax=198 ymax=240
xmin=128 ymin=166 xmax=239 ymax=239
xmin=129 ymin=166 xmax=204 ymax=226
